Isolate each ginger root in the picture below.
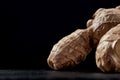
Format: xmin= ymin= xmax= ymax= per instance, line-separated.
xmin=96 ymin=24 xmax=120 ymax=72
xmin=88 ymin=6 xmax=120 ymax=47
xmin=47 ymin=6 xmax=120 ymax=70
xmin=47 ymin=29 xmax=92 ymax=70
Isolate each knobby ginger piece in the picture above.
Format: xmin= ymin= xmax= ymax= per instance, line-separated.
xmin=47 ymin=5 xmax=120 ymax=70
xmin=96 ymin=24 xmax=120 ymax=72
xmin=87 ymin=6 xmax=120 ymax=47
xmin=47 ymin=29 xmax=92 ymax=70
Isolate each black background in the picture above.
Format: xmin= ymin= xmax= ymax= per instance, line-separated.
xmin=1 ymin=0 xmax=120 ymax=71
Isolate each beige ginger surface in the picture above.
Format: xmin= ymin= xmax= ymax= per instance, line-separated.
xmin=96 ymin=24 xmax=120 ymax=72
xmin=47 ymin=6 xmax=120 ymax=70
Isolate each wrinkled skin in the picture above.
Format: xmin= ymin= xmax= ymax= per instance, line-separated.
xmin=96 ymin=24 xmax=120 ymax=72
xmin=87 ymin=7 xmax=120 ymax=47
xmin=47 ymin=5 xmax=120 ymax=70
xmin=47 ymin=29 xmax=92 ymax=70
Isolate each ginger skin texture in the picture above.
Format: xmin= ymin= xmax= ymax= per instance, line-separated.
xmin=96 ymin=24 xmax=120 ymax=72
xmin=47 ymin=6 xmax=120 ymax=70
xmin=47 ymin=29 xmax=92 ymax=70
xmin=88 ymin=6 xmax=120 ymax=47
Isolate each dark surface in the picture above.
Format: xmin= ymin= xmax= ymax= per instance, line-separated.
xmin=0 ymin=70 xmax=120 ymax=80
xmin=1 ymin=0 xmax=120 ymax=80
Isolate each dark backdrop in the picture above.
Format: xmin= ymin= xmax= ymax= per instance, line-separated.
xmin=1 ymin=0 xmax=120 ymax=71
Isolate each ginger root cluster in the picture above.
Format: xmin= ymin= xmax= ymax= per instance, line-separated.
xmin=47 ymin=5 xmax=120 ymax=72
